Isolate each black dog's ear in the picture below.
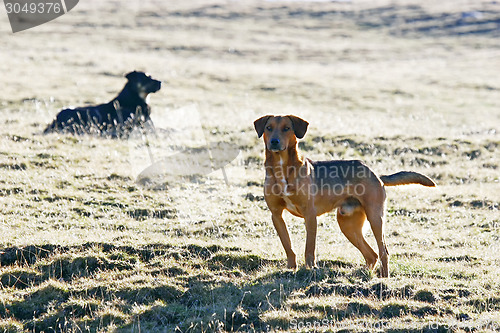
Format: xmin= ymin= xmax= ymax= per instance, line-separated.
xmin=125 ymin=71 xmax=139 ymax=80
xmin=254 ymin=115 xmax=272 ymax=138
xmin=288 ymin=115 xmax=309 ymax=139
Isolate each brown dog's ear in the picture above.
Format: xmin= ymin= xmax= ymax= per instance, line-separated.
xmin=254 ymin=115 xmax=272 ymax=138
xmin=288 ymin=115 xmax=309 ymax=139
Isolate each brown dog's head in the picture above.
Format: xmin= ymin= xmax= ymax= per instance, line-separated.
xmin=254 ymin=115 xmax=309 ymax=152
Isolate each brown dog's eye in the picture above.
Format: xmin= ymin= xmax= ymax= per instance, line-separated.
xmin=283 ymin=127 xmax=290 ymax=132
xmin=266 ymin=126 xmax=272 ymax=131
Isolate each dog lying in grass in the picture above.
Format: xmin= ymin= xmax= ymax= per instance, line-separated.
xmin=254 ymin=114 xmax=436 ymax=277
xmin=44 ymin=71 xmax=161 ymax=137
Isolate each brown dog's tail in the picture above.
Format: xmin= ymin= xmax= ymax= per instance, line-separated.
xmin=380 ymin=171 xmax=436 ymax=187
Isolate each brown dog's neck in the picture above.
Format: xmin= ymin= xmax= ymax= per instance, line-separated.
xmin=265 ymin=144 xmax=304 ymax=181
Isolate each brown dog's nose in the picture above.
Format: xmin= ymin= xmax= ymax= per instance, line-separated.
xmin=270 ymin=138 xmax=280 ymax=147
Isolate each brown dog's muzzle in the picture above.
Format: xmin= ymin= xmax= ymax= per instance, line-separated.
xmin=268 ymin=137 xmax=284 ymax=152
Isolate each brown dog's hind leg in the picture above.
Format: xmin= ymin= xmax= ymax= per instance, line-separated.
xmin=365 ymin=206 xmax=389 ymax=278
xmin=337 ymin=207 xmax=378 ymax=271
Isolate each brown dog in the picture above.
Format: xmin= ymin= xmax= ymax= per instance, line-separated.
xmin=254 ymin=115 xmax=435 ymax=277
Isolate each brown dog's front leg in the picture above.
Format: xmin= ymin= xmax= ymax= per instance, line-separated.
xmin=271 ymin=212 xmax=297 ymax=269
xmin=304 ymin=212 xmax=318 ymax=268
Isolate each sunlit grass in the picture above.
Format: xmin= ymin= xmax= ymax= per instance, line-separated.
xmin=0 ymin=0 xmax=499 ymax=332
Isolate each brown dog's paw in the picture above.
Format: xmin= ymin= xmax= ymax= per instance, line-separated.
xmin=379 ymin=266 xmax=390 ymax=278
xmin=287 ymin=257 xmax=297 ymax=270
xmin=305 ymin=257 xmax=317 ymax=269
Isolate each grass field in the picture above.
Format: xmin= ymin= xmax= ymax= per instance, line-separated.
xmin=0 ymin=0 xmax=499 ymax=332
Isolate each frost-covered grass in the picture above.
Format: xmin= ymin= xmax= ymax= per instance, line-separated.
xmin=0 ymin=0 xmax=499 ymax=332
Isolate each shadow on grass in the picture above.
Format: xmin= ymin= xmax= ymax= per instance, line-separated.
xmin=0 ymin=242 xmax=495 ymax=332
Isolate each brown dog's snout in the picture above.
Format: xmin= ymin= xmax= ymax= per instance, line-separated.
xmin=269 ymin=137 xmax=281 ymax=150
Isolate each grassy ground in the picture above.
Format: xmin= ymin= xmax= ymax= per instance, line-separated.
xmin=0 ymin=0 xmax=499 ymax=332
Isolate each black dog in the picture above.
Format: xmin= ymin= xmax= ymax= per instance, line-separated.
xmin=44 ymin=71 xmax=161 ymax=136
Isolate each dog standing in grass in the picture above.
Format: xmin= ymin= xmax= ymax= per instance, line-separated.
xmin=254 ymin=115 xmax=436 ymax=277
xmin=44 ymin=71 xmax=161 ymax=137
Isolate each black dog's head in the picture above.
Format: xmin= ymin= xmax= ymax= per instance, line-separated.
xmin=125 ymin=71 xmax=162 ymax=99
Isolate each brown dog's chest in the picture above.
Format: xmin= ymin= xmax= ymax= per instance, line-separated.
xmin=265 ymin=173 xmax=296 ymax=195
xmin=282 ymin=195 xmax=302 ymax=216
xmin=266 ymin=180 xmax=304 ymax=216
xmin=265 ymin=171 xmax=307 ymax=217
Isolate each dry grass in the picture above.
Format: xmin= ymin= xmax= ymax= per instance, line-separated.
xmin=0 ymin=0 xmax=499 ymax=332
